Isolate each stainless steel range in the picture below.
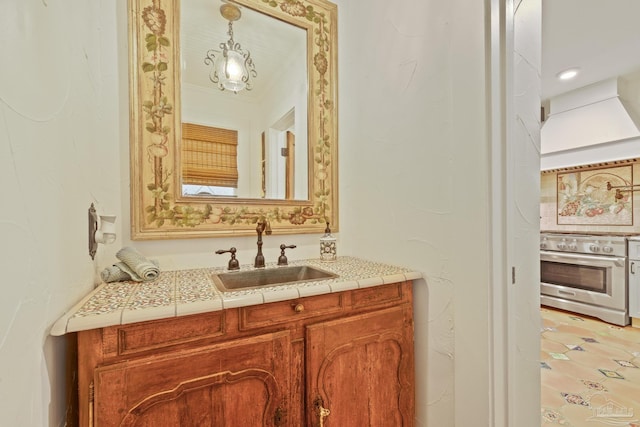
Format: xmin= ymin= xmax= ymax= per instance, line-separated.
xmin=540 ymin=232 xmax=630 ymax=326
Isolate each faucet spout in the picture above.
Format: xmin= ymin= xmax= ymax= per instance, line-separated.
xmin=254 ymin=220 xmax=270 ymax=268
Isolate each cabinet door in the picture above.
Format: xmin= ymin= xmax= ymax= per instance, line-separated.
xmin=306 ymin=305 xmax=415 ymax=427
xmin=93 ymin=331 xmax=291 ymax=427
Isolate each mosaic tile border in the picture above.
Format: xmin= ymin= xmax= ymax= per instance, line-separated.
xmin=50 ymin=257 xmax=422 ymax=335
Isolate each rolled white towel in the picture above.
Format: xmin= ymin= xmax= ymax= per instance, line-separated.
xmin=101 ymin=264 xmax=132 ymax=283
xmin=101 ymin=259 xmax=160 ymax=283
xmin=116 ymin=247 xmax=160 ymax=282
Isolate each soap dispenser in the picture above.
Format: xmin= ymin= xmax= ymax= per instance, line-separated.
xmin=320 ymin=222 xmax=337 ymax=262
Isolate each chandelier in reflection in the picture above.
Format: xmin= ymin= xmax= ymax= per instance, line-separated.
xmin=204 ymin=3 xmax=257 ymax=94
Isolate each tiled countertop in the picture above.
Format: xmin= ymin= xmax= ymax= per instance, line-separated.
xmin=50 ymin=256 xmax=422 ymax=336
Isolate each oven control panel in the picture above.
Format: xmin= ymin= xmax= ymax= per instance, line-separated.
xmin=540 ymin=233 xmax=627 ymax=257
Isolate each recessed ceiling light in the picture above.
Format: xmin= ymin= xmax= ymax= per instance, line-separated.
xmin=557 ymin=68 xmax=579 ymax=81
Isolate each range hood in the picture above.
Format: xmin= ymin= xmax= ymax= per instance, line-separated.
xmin=541 ymin=77 xmax=640 ymax=154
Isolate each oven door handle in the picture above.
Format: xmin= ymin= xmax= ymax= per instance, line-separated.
xmin=540 ymin=250 xmax=626 ymax=267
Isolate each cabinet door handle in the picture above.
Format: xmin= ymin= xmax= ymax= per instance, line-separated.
xmin=314 ymin=396 xmax=330 ymax=426
xmin=274 ymin=406 xmax=286 ymax=427
xmin=632 ymin=261 xmax=636 ymax=275
xmin=88 ymin=381 xmax=94 ymax=427
xmin=294 ymin=303 xmax=305 ymax=313
xmin=317 ymin=405 xmax=330 ymax=426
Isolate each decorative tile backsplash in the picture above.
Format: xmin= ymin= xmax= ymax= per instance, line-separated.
xmin=556 ymin=165 xmax=633 ymax=226
xmin=541 ymin=159 xmax=640 ymax=233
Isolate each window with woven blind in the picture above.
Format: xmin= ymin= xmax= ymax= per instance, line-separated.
xmin=181 ymin=123 xmax=238 ymax=188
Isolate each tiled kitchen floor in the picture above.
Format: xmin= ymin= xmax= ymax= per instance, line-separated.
xmin=541 ymin=307 xmax=640 ymax=426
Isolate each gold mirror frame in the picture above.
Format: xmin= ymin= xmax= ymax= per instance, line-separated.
xmin=129 ymin=0 xmax=338 ymax=239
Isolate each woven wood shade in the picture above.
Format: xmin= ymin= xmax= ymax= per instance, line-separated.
xmin=181 ymin=123 xmax=238 ymax=188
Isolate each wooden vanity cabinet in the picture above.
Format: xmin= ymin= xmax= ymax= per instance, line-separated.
xmin=306 ymin=305 xmax=415 ymax=426
xmin=76 ymin=281 xmax=415 ymax=427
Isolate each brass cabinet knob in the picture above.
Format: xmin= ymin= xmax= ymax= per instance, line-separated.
xmin=293 ymin=303 xmax=305 ymax=313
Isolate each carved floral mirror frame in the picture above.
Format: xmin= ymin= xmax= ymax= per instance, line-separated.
xmin=129 ymin=0 xmax=338 ymax=239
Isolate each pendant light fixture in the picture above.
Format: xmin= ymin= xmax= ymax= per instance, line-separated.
xmin=204 ymin=3 xmax=257 ymax=94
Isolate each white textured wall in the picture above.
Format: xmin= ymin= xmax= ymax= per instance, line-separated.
xmin=511 ymin=0 xmax=543 ymax=424
xmin=0 ymin=1 xmax=126 ymax=425
xmin=0 ymin=0 xmax=541 ymax=426
xmin=338 ymin=0 xmax=488 ymax=425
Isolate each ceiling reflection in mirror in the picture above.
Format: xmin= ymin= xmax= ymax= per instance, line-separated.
xmin=129 ymin=0 xmax=338 ymax=239
xmin=180 ymin=0 xmax=308 ymax=201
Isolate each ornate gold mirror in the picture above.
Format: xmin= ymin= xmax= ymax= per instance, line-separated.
xmin=129 ymin=0 xmax=338 ymax=239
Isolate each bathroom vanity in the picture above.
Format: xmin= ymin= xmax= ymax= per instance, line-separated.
xmin=52 ymin=257 xmax=421 ymax=426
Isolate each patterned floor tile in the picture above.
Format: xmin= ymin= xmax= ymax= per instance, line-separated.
xmin=541 ymin=408 xmax=569 ymax=424
xmin=598 ymin=369 xmax=625 ymax=379
xmin=615 ymin=359 xmax=638 ymax=368
xmin=542 ymin=370 xmax=588 ymax=395
xmin=561 ymin=392 xmax=590 ymax=407
xmin=579 ymin=379 xmax=607 ymax=392
xmin=542 ymin=339 xmax=572 ymax=354
xmin=542 ymin=308 xmax=640 ymax=427
xmin=544 ymin=357 xmax=603 ymax=381
xmin=565 ymin=344 xmax=585 ymax=351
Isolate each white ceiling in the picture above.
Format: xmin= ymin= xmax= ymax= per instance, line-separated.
xmin=542 ymin=0 xmax=640 ymax=102
xmin=184 ymin=1 xmax=640 ymax=103
xmin=181 ymin=0 xmax=306 ymax=101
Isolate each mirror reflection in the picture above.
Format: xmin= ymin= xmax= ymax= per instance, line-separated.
xmin=180 ymin=0 xmax=308 ymax=200
xmin=129 ymin=0 xmax=337 ymax=239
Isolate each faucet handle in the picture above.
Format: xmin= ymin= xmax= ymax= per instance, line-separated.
xmin=215 ymin=247 xmax=240 ymax=271
xmin=278 ymin=244 xmax=297 ymax=266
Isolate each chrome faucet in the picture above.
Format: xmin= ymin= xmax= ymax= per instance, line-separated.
xmin=255 ymin=220 xmax=272 ymax=268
